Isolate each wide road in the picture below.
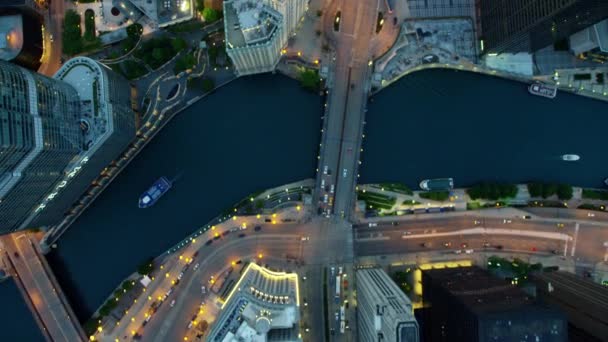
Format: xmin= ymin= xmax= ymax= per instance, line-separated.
xmin=316 ymin=0 xmax=379 ymax=219
xmin=0 ymin=233 xmax=86 ymax=342
xmin=38 ymin=0 xmax=66 ymax=76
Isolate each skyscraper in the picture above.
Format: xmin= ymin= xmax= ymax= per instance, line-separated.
xmin=0 ymin=57 xmax=135 ymax=235
xmin=479 ymin=0 xmax=608 ymax=54
xmin=356 ymin=267 xmax=420 ymax=342
xmin=418 ymin=266 xmax=567 ymax=342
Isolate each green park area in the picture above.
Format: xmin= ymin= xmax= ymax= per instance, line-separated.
xmin=357 ymin=190 xmax=396 ymax=210
xmin=134 ymin=36 xmax=188 ymax=70
xmin=374 ymin=183 xmax=413 ymax=195
xmin=527 ymin=183 xmax=573 ymax=200
xmin=467 ymin=182 xmax=518 ymax=200
xmin=487 ymin=256 xmax=543 ymax=285
xmin=298 ymin=69 xmax=321 ymax=92
xmin=582 ymin=188 xmax=608 ymax=200
xmin=419 ymin=190 xmax=450 ymax=201
xmin=392 ymin=269 xmax=413 ymax=294
xmin=63 ymin=10 xmax=101 ymax=55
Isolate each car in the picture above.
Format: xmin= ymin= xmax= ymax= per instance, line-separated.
xmin=13 ymin=252 xmax=19 ymax=258
xmin=166 ymin=288 xmax=173 ymax=297
xmin=443 ymin=241 xmax=451 ymax=247
xmin=205 ymin=239 xmax=213 ymax=245
xmin=170 ymin=300 xmax=176 ymax=307
xmin=342 ymin=168 xmax=347 ymax=178
xmin=522 ymin=215 xmax=532 ymax=219
xmin=495 ymin=245 xmax=503 ymax=250
xmin=461 ymin=242 xmax=468 ymax=248
xmin=323 ymin=165 xmax=328 ymax=175
xmin=178 ymin=272 xmax=184 ymax=280
xmin=193 ymin=263 xmax=199 ymax=271
xmin=502 ymin=219 xmax=512 ymax=224
xmin=473 ymin=220 xmax=481 ymax=225
xmin=187 ymin=321 xmax=193 ymax=329
xmin=254 ymin=226 xmax=262 ymax=232
xmin=420 ymin=242 xmax=429 ymax=248
xmin=393 ymin=16 xmax=397 ymax=25
xmin=264 ymin=218 xmax=271 ymax=222
xmin=330 ymin=267 xmax=335 ymax=274
xmin=238 ymin=233 xmax=246 ymax=238
xmin=301 ymin=236 xmax=310 ymax=241
xmin=201 ymin=286 xmax=206 ymax=294
xmin=483 ymin=242 xmax=490 ymax=248
xmin=465 ymin=249 xmax=474 ymax=254
xmin=321 ymin=179 xmax=325 ymax=188
xmin=338 ymin=266 xmax=343 ymax=274
xmin=323 ymin=194 xmax=329 ymax=203
xmin=222 ymin=230 xmax=231 ymax=236
xmin=49 ymin=34 xmax=54 ymax=42
xmin=403 ymin=231 xmax=412 ymax=235
xmin=551 ymin=249 xmax=560 ymax=255
xmin=454 ymin=250 xmax=462 ymax=254
xmin=368 ymin=222 xmax=377 ymax=227
xmin=556 ymin=223 xmax=565 ymax=228
xmin=330 ymin=184 xmax=335 ymax=193
xmin=213 ymin=235 xmax=221 ymax=240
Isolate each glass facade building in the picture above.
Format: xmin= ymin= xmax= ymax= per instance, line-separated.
xmin=479 ymin=0 xmax=608 ymax=54
xmin=0 ymin=58 xmax=135 ymax=235
xmin=0 ymin=60 xmax=82 ymax=233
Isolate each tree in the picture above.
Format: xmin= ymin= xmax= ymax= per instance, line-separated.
xmin=63 ymin=10 xmax=83 ymax=55
xmin=171 ymin=37 xmax=188 ymax=52
xmin=527 ymin=183 xmax=543 ymax=198
xmin=137 ymin=257 xmax=154 ymax=275
xmin=419 ymin=191 xmax=449 ymax=201
xmin=298 ymin=69 xmax=321 ymax=92
xmin=202 ymin=8 xmax=221 ymax=23
xmin=201 ymin=77 xmax=215 ymax=92
xmin=195 ymin=0 xmax=205 ymax=13
xmin=152 ymin=47 xmax=168 ymax=62
xmin=557 ymin=184 xmax=573 ymax=200
xmin=541 ymin=183 xmax=557 ymax=198
xmin=121 ymin=280 xmax=135 ymax=291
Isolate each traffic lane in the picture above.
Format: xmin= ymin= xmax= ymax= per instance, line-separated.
xmin=355 ymin=234 xmax=564 ymax=256
xmin=146 ymin=235 xmax=305 ymax=342
xmin=301 ymin=265 xmax=324 ymax=342
xmin=573 ymin=223 xmax=608 ymax=262
xmin=355 ymin=216 xmax=575 ymax=236
xmin=524 ymin=207 xmax=608 ymax=222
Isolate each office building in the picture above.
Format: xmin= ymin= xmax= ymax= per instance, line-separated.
xmin=208 ymin=263 xmax=301 ymax=341
xmin=532 ymin=271 xmax=608 ymax=342
xmin=224 ymin=0 xmax=307 ymax=75
xmin=0 ymin=1 xmax=44 ymax=70
xmin=0 ymin=57 xmax=135 ymax=235
xmin=479 ymin=0 xmax=608 ymax=54
xmin=419 ymin=266 xmax=567 ymax=342
xmin=113 ymin=0 xmax=193 ymax=28
xmin=356 ymin=267 xmax=419 ymax=342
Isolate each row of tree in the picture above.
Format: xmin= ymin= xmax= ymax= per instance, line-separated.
xmin=527 ymin=183 xmax=573 ymax=200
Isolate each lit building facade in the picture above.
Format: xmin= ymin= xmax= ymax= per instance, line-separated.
xmin=356 ymin=267 xmax=420 ymax=342
xmin=208 ymin=263 xmax=301 ymax=341
xmin=479 ymin=0 xmax=608 ymax=54
xmin=0 ymin=57 xmax=135 ymax=235
xmin=224 ymin=0 xmax=306 ymax=75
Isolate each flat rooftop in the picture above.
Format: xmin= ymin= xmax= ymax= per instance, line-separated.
xmin=120 ymin=0 xmax=192 ymax=27
xmin=423 ymin=266 xmax=534 ymax=314
xmin=224 ymin=0 xmax=280 ymax=48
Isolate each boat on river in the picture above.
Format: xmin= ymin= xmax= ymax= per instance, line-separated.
xmin=561 ymin=154 xmax=580 ymax=161
xmin=419 ymin=178 xmax=454 ymax=191
xmin=139 ymin=177 xmax=172 ymax=208
xmin=528 ymin=82 xmax=557 ymax=99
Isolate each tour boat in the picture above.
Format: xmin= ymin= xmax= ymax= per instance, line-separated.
xmin=139 ymin=177 xmax=172 ymax=208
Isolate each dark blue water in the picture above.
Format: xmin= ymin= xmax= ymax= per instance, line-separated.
xmin=361 ymin=69 xmax=608 ymax=188
xmin=46 ymin=74 xmax=322 ymax=319
xmin=0 ymin=280 xmax=45 ymax=341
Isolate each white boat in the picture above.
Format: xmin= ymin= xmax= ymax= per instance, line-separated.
xmin=529 ymin=82 xmax=557 ymax=99
xmin=561 ymin=154 xmax=580 ymax=161
xmin=604 ymin=178 xmax=608 ymax=187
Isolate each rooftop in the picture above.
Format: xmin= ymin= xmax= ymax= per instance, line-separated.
xmin=116 ymin=0 xmax=192 ymax=27
xmin=423 ymin=266 xmax=534 ymax=314
xmin=0 ymin=14 xmax=23 ymax=61
xmin=209 ymin=263 xmax=301 ymax=342
xmin=224 ymin=0 xmax=281 ymax=49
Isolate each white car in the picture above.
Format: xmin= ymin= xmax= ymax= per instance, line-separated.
xmin=338 ymin=266 xmax=343 ymax=275
xmin=321 ymin=179 xmax=325 ymax=188
xmin=178 ymin=271 xmax=184 ymax=280
xmin=342 ymin=168 xmax=347 ymax=178
xmin=323 ymin=194 xmax=329 ymax=203
xmin=193 ymin=263 xmax=199 ymax=271
xmin=330 ymin=184 xmax=335 ymax=193
xmin=502 ymin=219 xmax=512 ymax=224
xmin=587 ymin=212 xmax=595 ymax=217
xmin=201 ymin=286 xmax=206 ymax=294
xmin=368 ymin=222 xmax=377 ymax=227
xmin=323 ymin=165 xmax=328 ymax=175
xmin=301 ymin=236 xmax=310 ymax=241
xmin=170 ymin=300 xmax=176 ymax=307
xmin=465 ymin=249 xmax=474 ymax=254
xmin=454 ymin=250 xmax=462 ymax=254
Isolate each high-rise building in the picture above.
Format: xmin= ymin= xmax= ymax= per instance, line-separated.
xmin=224 ymin=0 xmax=307 ymax=76
xmin=418 ymin=266 xmax=567 ymax=342
xmin=0 ymin=57 xmax=135 ymax=235
xmin=479 ymin=0 xmax=608 ymax=54
xmin=356 ymin=267 xmax=419 ymax=342
xmin=532 ymin=271 xmax=608 ymax=342
xmin=207 ymin=263 xmax=301 ymax=341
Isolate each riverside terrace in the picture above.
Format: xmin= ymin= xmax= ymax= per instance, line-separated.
xmin=207 ymin=263 xmax=301 ymax=341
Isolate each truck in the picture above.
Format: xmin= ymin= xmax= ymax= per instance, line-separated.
xmin=334 ymin=275 xmax=341 ymax=303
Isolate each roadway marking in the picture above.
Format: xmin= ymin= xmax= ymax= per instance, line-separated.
xmin=397 ymin=227 xmax=573 ymax=241
xmin=571 ymin=223 xmax=579 ymax=257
